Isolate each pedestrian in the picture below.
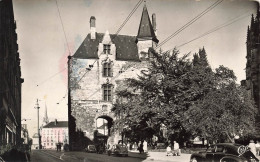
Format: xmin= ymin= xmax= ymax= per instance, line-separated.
xmin=139 ymin=141 xmax=144 ymax=154
xmin=166 ymin=144 xmax=172 ymax=156
xmin=255 ymin=140 xmax=260 ymax=156
xmin=56 ymin=143 xmax=59 ymax=152
xmin=248 ymin=140 xmax=257 ymax=156
xmin=173 ymin=141 xmax=180 ymax=156
xmin=143 ymin=140 xmax=148 ymax=153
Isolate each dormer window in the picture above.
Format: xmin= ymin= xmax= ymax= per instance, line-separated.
xmin=103 ymin=44 xmax=111 ymax=54
xmin=103 ymin=62 xmax=112 ymax=77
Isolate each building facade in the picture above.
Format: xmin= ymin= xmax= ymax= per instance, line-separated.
xmin=243 ymin=3 xmax=260 ymax=136
xmin=41 ymin=120 xmax=68 ymax=149
xmin=0 ymin=0 xmax=24 ymax=147
xmin=68 ymin=4 xmax=159 ymax=150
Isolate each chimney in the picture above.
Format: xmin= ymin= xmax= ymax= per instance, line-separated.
xmin=54 ymin=119 xmax=58 ymax=125
xmin=152 ymin=13 xmax=157 ymax=36
xmin=90 ymin=16 xmax=96 ymax=39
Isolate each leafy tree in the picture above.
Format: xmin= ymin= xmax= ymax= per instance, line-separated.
xmin=183 ymin=66 xmax=257 ymax=143
xmin=112 ymin=48 xmax=195 ymax=143
xmin=112 ymin=47 xmax=257 ymax=145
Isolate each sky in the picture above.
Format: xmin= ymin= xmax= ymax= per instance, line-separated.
xmin=12 ymin=0 xmax=258 ymax=137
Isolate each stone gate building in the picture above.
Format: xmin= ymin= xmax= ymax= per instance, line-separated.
xmin=68 ymin=4 xmax=159 ymax=150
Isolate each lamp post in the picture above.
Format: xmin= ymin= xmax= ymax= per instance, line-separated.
xmin=34 ymin=99 xmax=41 ymax=149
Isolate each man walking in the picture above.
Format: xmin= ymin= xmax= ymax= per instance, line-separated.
xmin=173 ymin=141 xmax=180 ymax=156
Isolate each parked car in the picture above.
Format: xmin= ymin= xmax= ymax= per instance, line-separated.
xmin=0 ymin=156 xmax=5 ymax=162
xmin=107 ymin=144 xmax=128 ymax=157
xmin=85 ymin=145 xmax=96 ymax=153
xmin=190 ymin=143 xmax=259 ymax=162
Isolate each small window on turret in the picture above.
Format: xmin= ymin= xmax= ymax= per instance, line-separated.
xmin=103 ymin=44 xmax=111 ymax=54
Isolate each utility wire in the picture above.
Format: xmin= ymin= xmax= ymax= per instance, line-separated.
xmin=35 ymin=0 xmax=71 ymax=88
xmin=164 ymin=12 xmax=251 ymax=52
xmin=85 ymin=68 xmax=123 ymax=100
xmin=156 ymin=0 xmax=223 ymax=49
xmin=36 ymin=67 xmax=67 ymax=87
xmin=55 ymin=0 xmax=71 ymax=56
xmin=60 ymin=0 xmax=144 ymax=103
xmin=115 ymin=0 xmax=143 ymax=36
xmin=177 ymin=13 xmax=251 ymax=48
xmin=68 ymin=0 xmax=144 ymax=89
xmin=85 ymin=63 xmax=136 ymax=100
xmin=86 ymin=2 xmax=247 ymax=100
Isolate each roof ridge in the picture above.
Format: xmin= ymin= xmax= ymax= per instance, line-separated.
xmin=96 ymin=32 xmax=136 ymax=38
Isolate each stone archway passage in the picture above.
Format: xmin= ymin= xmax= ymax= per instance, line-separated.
xmin=96 ymin=115 xmax=113 ymax=136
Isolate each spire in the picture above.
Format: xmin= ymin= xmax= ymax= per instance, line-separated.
xmin=250 ymin=14 xmax=255 ymax=30
xmin=136 ymin=3 xmax=159 ymax=43
xmin=43 ymin=102 xmax=49 ymax=125
xmin=247 ymin=25 xmax=250 ymax=42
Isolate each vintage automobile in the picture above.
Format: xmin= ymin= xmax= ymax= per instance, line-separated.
xmin=107 ymin=144 xmax=128 ymax=157
xmin=0 ymin=156 xmax=4 ymax=162
xmin=85 ymin=145 xmax=97 ymax=153
xmin=190 ymin=143 xmax=259 ymax=162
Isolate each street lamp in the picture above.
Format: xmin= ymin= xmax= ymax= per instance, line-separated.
xmin=34 ymin=99 xmax=41 ymax=149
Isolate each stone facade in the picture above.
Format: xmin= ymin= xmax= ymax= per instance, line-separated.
xmin=68 ymin=4 xmax=158 ymax=150
xmin=0 ymin=0 xmax=24 ymax=147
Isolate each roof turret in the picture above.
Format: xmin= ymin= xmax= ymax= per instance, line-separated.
xmin=136 ymin=4 xmax=159 ymax=43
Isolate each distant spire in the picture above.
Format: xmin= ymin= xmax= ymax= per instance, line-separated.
xmin=247 ymin=25 xmax=250 ymax=42
xmin=250 ymin=14 xmax=255 ymax=30
xmin=43 ymin=102 xmax=49 ymax=126
xmin=136 ymin=3 xmax=159 ymax=43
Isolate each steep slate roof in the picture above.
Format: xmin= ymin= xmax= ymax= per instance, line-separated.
xmin=136 ymin=4 xmax=158 ymax=43
xmin=73 ymin=33 xmax=140 ymax=61
xmin=43 ymin=121 xmax=68 ymax=128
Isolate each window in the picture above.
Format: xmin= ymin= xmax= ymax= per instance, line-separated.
xmin=103 ymin=84 xmax=112 ymax=101
xmin=103 ymin=44 xmax=111 ymax=54
xmin=215 ymin=146 xmax=224 ymax=152
xmin=103 ymin=62 xmax=112 ymax=77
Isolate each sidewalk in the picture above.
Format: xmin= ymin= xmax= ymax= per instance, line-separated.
xmin=129 ymin=150 xmax=191 ymax=162
xmin=129 ymin=151 xmax=260 ymax=162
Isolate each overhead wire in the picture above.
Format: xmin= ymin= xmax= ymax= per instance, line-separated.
xmin=64 ymin=0 xmax=144 ymax=102
xmin=35 ymin=0 xmax=71 ymax=88
xmin=79 ymin=0 xmax=225 ymax=100
xmin=38 ymin=0 xmax=143 ymax=91
xmin=36 ymin=67 xmax=67 ymax=87
xmin=55 ymin=0 xmax=71 ymax=56
xmin=114 ymin=0 xmax=143 ymax=36
xmin=165 ymin=11 xmax=251 ymax=52
xmin=155 ymin=0 xmax=223 ymax=50
xmin=84 ymin=0 xmax=234 ymax=100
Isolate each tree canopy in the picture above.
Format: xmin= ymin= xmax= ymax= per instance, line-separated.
xmin=112 ymin=47 xmax=257 ymax=144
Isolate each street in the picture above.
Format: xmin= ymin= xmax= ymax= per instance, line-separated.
xmin=30 ymin=150 xmax=161 ymax=162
